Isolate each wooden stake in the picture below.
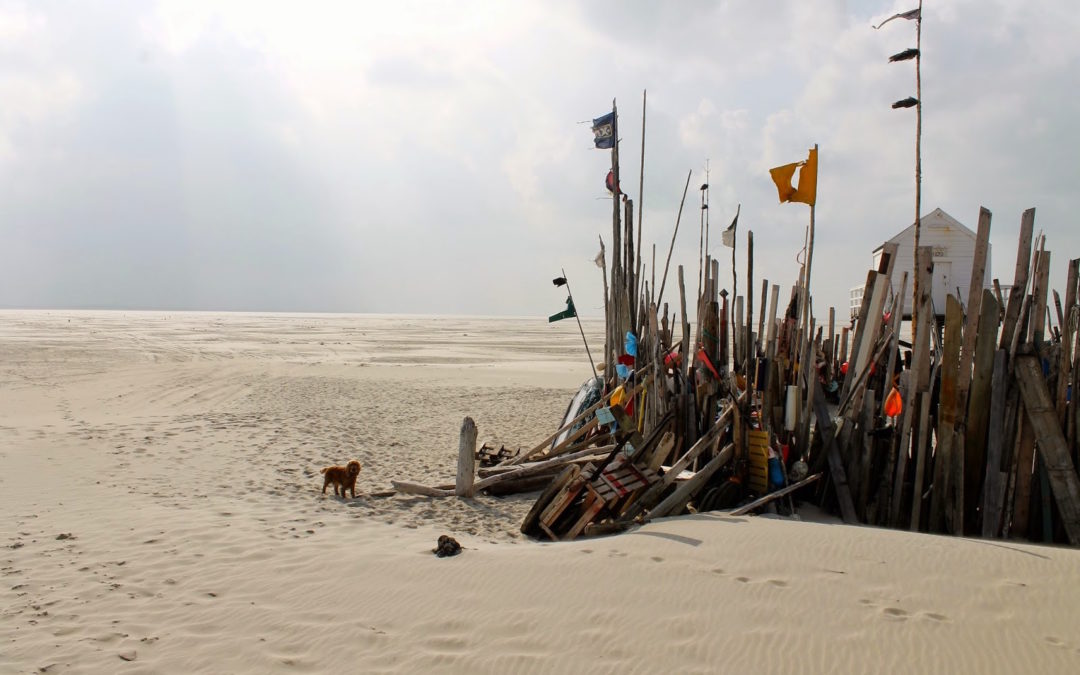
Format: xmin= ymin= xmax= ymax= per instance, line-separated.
xmin=1000 ymin=209 xmax=1036 ymax=349
xmin=656 ymin=171 xmax=693 ymax=309
xmin=455 ymin=417 xmax=478 ymax=497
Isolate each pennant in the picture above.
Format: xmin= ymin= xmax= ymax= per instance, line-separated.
xmin=873 ymin=8 xmax=920 ymax=30
xmin=889 ymin=48 xmax=919 ymax=62
xmin=591 ymin=112 xmax=615 ymax=149
xmin=721 ymin=204 xmax=739 ymax=248
xmin=548 ymin=296 xmax=577 ymax=323
xmin=593 ymin=250 xmax=605 ymax=268
xmin=552 ymin=277 xmax=567 ymax=287
xmin=769 ymin=148 xmax=817 ymax=206
xmin=892 ymin=97 xmax=919 ymax=109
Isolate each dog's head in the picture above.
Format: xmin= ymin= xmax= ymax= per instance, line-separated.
xmin=346 ymin=460 xmax=362 ymax=477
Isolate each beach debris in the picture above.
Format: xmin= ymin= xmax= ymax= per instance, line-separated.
xmin=433 ymin=535 xmax=462 ymax=557
xmin=383 ymin=127 xmax=1080 ymax=548
xmin=118 ymin=650 xmax=137 ymax=662
xmin=476 ymin=442 xmax=518 ymax=467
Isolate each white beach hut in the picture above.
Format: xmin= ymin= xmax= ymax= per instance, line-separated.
xmin=850 ymin=208 xmax=991 ymax=319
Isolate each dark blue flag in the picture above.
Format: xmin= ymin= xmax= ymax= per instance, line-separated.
xmin=591 ymin=112 xmax=615 ymax=149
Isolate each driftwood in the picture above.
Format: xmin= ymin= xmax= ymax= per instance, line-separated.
xmin=731 ymin=473 xmax=823 ymax=516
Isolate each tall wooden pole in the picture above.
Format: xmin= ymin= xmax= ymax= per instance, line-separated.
xmin=802 ymin=144 xmax=818 ymax=345
xmin=635 ymin=90 xmax=647 ymax=331
xmin=609 ymin=99 xmax=621 ymax=378
xmin=912 ymin=0 xmax=924 ymax=343
xmin=656 ymin=170 xmax=693 ymax=309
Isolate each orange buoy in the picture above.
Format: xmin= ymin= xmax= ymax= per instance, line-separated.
xmin=884 ymin=386 xmax=903 ymax=417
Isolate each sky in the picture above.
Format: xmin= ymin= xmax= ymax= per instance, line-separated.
xmin=1 ymin=0 xmax=1077 ymax=317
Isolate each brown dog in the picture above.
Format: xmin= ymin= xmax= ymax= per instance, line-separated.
xmin=320 ymin=460 xmax=362 ymax=498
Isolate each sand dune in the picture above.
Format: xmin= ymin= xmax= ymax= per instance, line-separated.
xmin=2 ymin=310 xmax=1079 ymax=673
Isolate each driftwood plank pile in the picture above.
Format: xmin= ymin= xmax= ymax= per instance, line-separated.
xmin=390 ymin=204 xmax=1080 ymax=548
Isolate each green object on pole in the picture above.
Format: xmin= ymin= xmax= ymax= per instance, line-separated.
xmin=548 ymin=297 xmax=577 ymax=323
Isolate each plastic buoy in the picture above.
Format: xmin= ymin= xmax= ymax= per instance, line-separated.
xmin=884 ymin=386 xmax=903 ymax=417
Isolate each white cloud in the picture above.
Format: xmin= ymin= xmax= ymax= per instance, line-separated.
xmin=1 ymin=0 xmax=1077 ymax=315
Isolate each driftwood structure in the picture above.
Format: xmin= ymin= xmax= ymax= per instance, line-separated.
xmin=385 ymin=97 xmax=1078 ymax=546
xmin=389 ymin=200 xmax=1080 ymax=548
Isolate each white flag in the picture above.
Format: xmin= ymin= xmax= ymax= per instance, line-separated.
xmin=721 ymin=205 xmax=740 ymax=248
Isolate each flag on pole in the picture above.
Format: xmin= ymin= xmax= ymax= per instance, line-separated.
xmin=548 ymin=297 xmax=577 ymax=323
xmin=721 ymin=204 xmax=740 ymax=248
xmin=873 ymin=8 xmax=919 ymax=30
xmin=552 ymin=277 xmax=567 ymax=287
xmin=769 ymin=148 xmax=817 ymax=206
xmin=605 ymin=170 xmax=620 ymax=195
xmin=591 ymin=112 xmax=615 ymax=149
xmin=593 ymin=250 xmax=605 ymax=268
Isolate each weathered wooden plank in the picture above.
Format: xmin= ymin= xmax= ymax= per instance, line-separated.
xmin=1031 ymin=250 xmax=1051 ymax=351
xmin=811 ymin=378 xmax=858 ymax=523
xmin=1058 ymin=260 xmax=1080 ymax=424
xmin=930 ymin=295 xmax=963 ymax=533
xmin=910 ymin=388 xmax=935 ymax=531
xmin=881 ymin=273 xmax=908 ymax=418
xmin=473 ymin=443 xmax=610 ymax=492
xmin=620 ymin=403 xmax=735 ymax=521
xmin=1014 ymin=355 xmax=1080 ymax=544
xmin=841 ymin=271 xmax=881 ymax=400
xmin=506 ymin=376 xmax=649 ymax=466
xmin=391 ymin=481 xmax=455 ymax=498
xmin=952 ymin=209 xmax=992 ymax=499
xmin=731 ymin=473 xmax=824 ymax=516
xmin=981 ymin=350 xmax=1009 ymax=537
xmin=563 ymin=485 xmax=606 ymax=541
xmin=891 ymin=247 xmax=933 ymax=527
xmin=857 ymin=390 xmax=876 ymax=521
xmin=1000 ymin=209 xmax=1036 ymax=349
xmin=456 ymin=417 xmax=478 ymax=497
xmin=964 ymin=290 xmax=1000 ymax=530
xmin=647 ymin=443 xmax=734 ymax=520
xmin=878 ymin=241 xmax=900 ymax=279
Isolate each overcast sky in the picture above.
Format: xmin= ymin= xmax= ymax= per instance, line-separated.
xmin=2 ymin=0 xmax=1077 ymax=317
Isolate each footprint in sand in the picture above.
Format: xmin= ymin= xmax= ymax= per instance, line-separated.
xmin=767 ymin=579 xmax=789 ymax=588
xmin=922 ymin=612 xmax=948 ymax=622
xmin=881 ymin=607 xmax=909 ymax=620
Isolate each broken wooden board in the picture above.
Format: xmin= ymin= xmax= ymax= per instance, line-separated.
xmin=1014 ymin=355 xmax=1080 ymax=545
xmin=731 ymin=473 xmax=823 ymax=516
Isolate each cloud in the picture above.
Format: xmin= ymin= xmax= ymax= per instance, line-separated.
xmin=0 ymin=0 xmax=1077 ymax=317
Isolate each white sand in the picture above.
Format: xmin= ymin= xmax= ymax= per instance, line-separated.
xmin=2 ymin=310 xmax=1080 ymax=674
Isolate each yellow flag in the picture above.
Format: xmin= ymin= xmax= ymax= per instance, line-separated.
xmin=769 ymin=162 xmax=799 ymax=203
xmin=793 ymin=147 xmax=817 ymax=205
xmin=769 ymin=147 xmax=817 ymax=206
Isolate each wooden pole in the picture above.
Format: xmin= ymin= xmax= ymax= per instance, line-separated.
xmin=802 ymin=145 xmax=818 ymax=344
xmin=560 ymin=268 xmax=597 ymax=380
xmin=656 ymin=170 xmax=693 ymax=309
xmin=635 ymin=90 xmax=647 ymax=329
xmin=911 ymin=1 xmax=924 ymax=347
xmin=456 ymin=416 xmax=478 ymax=497
xmin=599 ymin=235 xmax=611 ymax=377
xmin=746 ymin=230 xmax=755 ymax=378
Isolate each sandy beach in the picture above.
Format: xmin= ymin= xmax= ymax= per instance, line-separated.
xmin=3 ymin=310 xmax=1080 ymax=674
